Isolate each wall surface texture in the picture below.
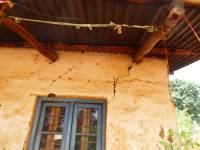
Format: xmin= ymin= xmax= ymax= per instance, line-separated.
xmin=0 ymin=47 xmax=176 ymax=150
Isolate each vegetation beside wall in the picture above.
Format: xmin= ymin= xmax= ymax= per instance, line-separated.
xmin=171 ymin=80 xmax=200 ymax=124
xmin=159 ymin=110 xmax=200 ymax=150
xmin=159 ymin=80 xmax=200 ymax=149
xmin=171 ymin=79 xmax=200 ymax=143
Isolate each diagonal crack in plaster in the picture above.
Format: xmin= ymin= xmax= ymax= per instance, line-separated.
xmin=49 ymin=65 xmax=78 ymax=88
xmin=110 ymin=57 xmax=162 ymax=100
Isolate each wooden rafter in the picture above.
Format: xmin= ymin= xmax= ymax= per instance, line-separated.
xmin=110 ymin=0 xmax=200 ymax=7
xmin=133 ymin=0 xmax=185 ymax=63
xmin=1 ymin=18 xmax=58 ymax=62
xmin=2 ymin=18 xmax=58 ymax=62
xmin=0 ymin=43 xmax=197 ymax=57
xmin=0 ymin=2 xmax=58 ymax=62
xmin=184 ymin=0 xmax=200 ymax=6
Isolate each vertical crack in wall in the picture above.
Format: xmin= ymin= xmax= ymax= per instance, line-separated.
xmin=33 ymin=54 xmax=39 ymax=63
xmin=127 ymin=56 xmax=135 ymax=76
xmin=127 ymin=64 xmax=133 ymax=76
xmin=112 ymin=76 xmax=119 ymax=100
xmin=111 ymin=59 xmax=134 ymax=101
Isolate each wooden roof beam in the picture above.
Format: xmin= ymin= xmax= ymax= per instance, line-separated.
xmin=184 ymin=0 xmax=200 ymax=6
xmin=0 ymin=2 xmax=58 ymax=62
xmin=133 ymin=0 xmax=185 ymax=63
xmin=0 ymin=43 xmax=197 ymax=57
xmin=1 ymin=18 xmax=58 ymax=62
xmin=111 ymin=0 xmax=200 ymax=7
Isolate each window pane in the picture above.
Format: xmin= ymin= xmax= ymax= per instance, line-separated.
xmin=75 ymin=108 xmax=98 ymax=150
xmin=75 ymin=135 xmax=97 ymax=150
xmin=39 ymin=106 xmax=66 ymax=150
xmin=42 ymin=106 xmax=65 ymax=132
xmin=39 ymin=134 xmax=62 ymax=150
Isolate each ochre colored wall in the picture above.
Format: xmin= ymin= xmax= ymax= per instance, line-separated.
xmin=0 ymin=47 xmax=176 ymax=150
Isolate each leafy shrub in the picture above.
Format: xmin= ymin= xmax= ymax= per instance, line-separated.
xmin=159 ymin=128 xmax=200 ymax=150
xmin=170 ymin=80 xmax=200 ymax=124
xmin=159 ymin=110 xmax=200 ymax=150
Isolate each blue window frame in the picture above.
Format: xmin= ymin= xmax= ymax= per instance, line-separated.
xmin=28 ymin=96 xmax=106 ymax=150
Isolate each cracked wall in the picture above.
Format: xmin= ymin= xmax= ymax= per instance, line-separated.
xmin=0 ymin=47 xmax=176 ymax=150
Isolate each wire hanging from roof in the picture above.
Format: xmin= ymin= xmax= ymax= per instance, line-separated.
xmin=182 ymin=14 xmax=200 ymax=43
xmin=13 ymin=2 xmax=85 ymax=21
xmin=1 ymin=0 xmax=157 ymax=34
xmin=8 ymin=15 xmax=158 ymax=34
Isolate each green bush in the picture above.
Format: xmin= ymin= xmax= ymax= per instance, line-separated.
xmin=170 ymin=80 xmax=200 ymax=124
xmin=159 ymin=128 xmax=200 ymax=150
xmin=159 ymin=110 xmax=200 ymax=150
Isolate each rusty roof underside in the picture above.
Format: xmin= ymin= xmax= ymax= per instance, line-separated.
xmin=0 ymin=0 xmax=200 ymax=73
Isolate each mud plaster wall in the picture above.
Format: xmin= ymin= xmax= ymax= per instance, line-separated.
xmin=0 ymin=47 xmax=176 ymax=150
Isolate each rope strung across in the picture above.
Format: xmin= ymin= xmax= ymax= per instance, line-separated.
xmin=0 ymin=1 xmax=157 ymax=34
xmin=13 ymin=2 xmax=84 ymax=21
xmin=8 ymin=15 xmax=158 ymax=34
xmin=182 ymin=14 xmax=200 ymax=43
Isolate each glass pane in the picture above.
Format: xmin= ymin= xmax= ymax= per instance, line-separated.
xmin=39 ymin=134 xmax=62 ymax=150
xmin=75 ymin=108 xmax=98 ymax=150
xmin=75 ymin=135 xmax=97 ymax=150
xmin=42 ymin=106 xmax=65 ymax=132
xmin=38 ymin=106 xmax=66 ymax=150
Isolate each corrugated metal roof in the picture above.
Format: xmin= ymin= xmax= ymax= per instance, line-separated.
xmin=0 ymin=0 xmax=200 ymax=72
